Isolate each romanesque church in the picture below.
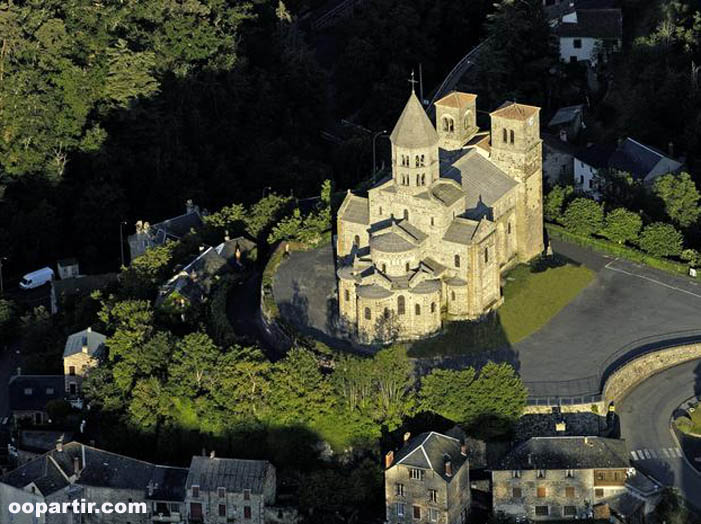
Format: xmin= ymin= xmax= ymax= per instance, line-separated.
xmin=336 ymin=89 xmax=544 ymax=342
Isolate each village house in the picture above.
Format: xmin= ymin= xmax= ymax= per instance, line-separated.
xmin=491 ymin=436 xmax=633 ymax=521
xmin=542 ymin=133 xmax=579 ymax=186
xmin=336 ymin=89 xmax=544 ymax=343
xmin=128 ymin=200 xmax=204 ymax=261
xmin=554 ymin=2 xmax=622 ymax=65
xmin=384 ymin=431 xmax=471 ymax=524
xmin=62 ymin=327 xmax=106 ymax=399
xmin=7 ymin=372 xmax=64 ymax=426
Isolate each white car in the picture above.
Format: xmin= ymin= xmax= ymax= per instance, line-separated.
xmin=19 ymin=267 xmax=55 ymax=289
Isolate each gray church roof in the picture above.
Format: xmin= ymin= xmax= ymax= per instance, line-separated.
xmin=63 ymin=328 xmax=106 ymax=358
xmin=390 ymin=91 xmax=439 ymax=149
xmin=392 ymin=432 xmax=468 ymax=482
xmin=187 ymin=456 xmax=272 ymax=494
xmin=450 ymin=151 xmax=518 ymax=212
xmin=497 ymin=436 xmax=629 ymax=470
xmin=339 ymin=195 xmax=369 ymax=225
xmin=442 ymin=219 xmax=479 ymax=245
xmin=431 ymin=181 xmax=465 ymax=207
xmin=371 ymin=232 xmax=416 ymax=253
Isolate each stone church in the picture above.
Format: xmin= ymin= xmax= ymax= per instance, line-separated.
xmin=336 ymin=90 xmax=544 ymax=343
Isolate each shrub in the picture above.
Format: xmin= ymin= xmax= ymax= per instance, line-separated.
xmin=0 ymin=299 xmax=16 ymax=344
xmin=562 ymin=198 xmax=604 ymax=236
xmin=544 ymin=185 xmax=573 ymax=223
xmin=639 ymin=222 xmax=683 ymax=257
xmin=601 ymin=208 xmax=642 ymax=244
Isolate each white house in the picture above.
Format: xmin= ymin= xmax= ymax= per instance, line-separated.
xmin=557 ymin=8 xmax=622 ymax=65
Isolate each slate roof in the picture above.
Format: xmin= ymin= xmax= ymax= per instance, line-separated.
xmin=557 ymin=9 xmax=622 ymax=39
xmin=575 ymin=142 xmax=616 ymax=169
xmin=339 ymin=195 xmax=370 ymax=225
xmin=497 ymin=436 xmax=629 ymax=470
xmin=356 ymin=284 xmax=394 ymax=299
xmin=434 ymin=91 xmax=477 ymax=108
xmin=451 ymin=151 xmax=518 ymax=210
xmin=187 ymin=456 xmax=272 ymax=494
xmin=392 ymin=432 xmax=468 ymax=482
xmin=53 ymin=274 xmax=118 ymax=299
xmin=491 ymin=101 xmax=540 ymax=122
xmin=8 ymin=376 xmax=64 ymax=412
xmin=153 ymin=210 xmax=203 ymax=241
xmin=431 ymin=181 xmax=465 ymax=207
xmin=548 ymin=105 xmax=584 ymax=128
xmin=63 ymin=328 xmax=106 ymax=358
xmin=390 ymin=91 xmax=439 ymax=149
xmin=0 ymin=442 xmax=189 ymax=500
xmin=371 ymin=232 xmax=416 ymax=253
xmin=608 ymin=138 xmax=681 ymax=180
xmin=442 ymin=219 xmax=479 ymax=245
xmin=216 ymin=236 xmax=256 ymax=262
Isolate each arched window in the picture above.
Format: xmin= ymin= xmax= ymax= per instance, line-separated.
xmin=364 ymin=307 xmax=371 ymax=320
xmin=353 ymin=235 xmax=360 ymax=247
xmin=484 ymin=247 xmax=489 ymax=263
xmin=416 ymin=174 xmax=420 ymax=186
xmin=442 ymin=116 xmax=454 ymax=132
xmin=379 ymin=206 xmax=383 ymax=215
xmin=403 ymin=209 xmax=409 ymax=221
xmin=384 ymin=307 xmax=390 ymax=319
xmin=344 ymin=289 xmax=350 ymax=301
xmin=464 ymin=110 xmax=471 ymax=130
xmin=405 ymin=262 xmax=410 ymax=272
xmin=431 ymin=302 xmax=436 ymax=313
xmin=415 ymin=304 xmax=421 ymax=315
xmin=454 ymin=254 xmax=460 ymax=268
xmin=507 ymin=222 xmax=512 ymax=234
xmin=415 ymin=155 xmax=421 ymax=167
xmin=510 ymin=130 xmax=515 ymax=144
xmin=382 ymin=263 xmax=387 ymax=273
xmin=420 ymin=154 xmax=425 ymax=166
xmin=421 ymin=174 xmax=426 ymax=186
xmin=431 ymin=217 xmax=435 ymax=226
xmin=502 ymin=128 xmax=507 ymax=143
xmin=398 ymin=296 xmax=406 ymax=315
xmin=451 ymin=291 xmax=456 ymax=301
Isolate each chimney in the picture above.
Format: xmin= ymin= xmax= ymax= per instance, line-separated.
xmin=461 ymin=443 xmax=468 ymax=457
xmin=186 ymin=199 xmax=194 ymax=214
xmin=668 ymin=141 xmax=674 ymax=158
xmin=555 ymin=421 xmax=567 ymax=433
xmin=385 ymin=451 xmax=395 ymax=469
xmin=87 ymin=327 xmax=91 ymax=333
xmin=56 ymin=439 xmax=63 ymax=452
xmin=210 ymin=450 xmax=216 ymax=459
xmin=73 ymin=456 xmax=80 ymax=476
xmin=444 ymin=458 xmax=453 ymax=478
xmin=224 ymin=230 xmax=231 ymax=242
xmin=199 ymin=245 xmax=206 ymax=253
xmin=82 ymin=344 xmax=88 ymax=354
xmin=16 ymin=367 xmax=21 ymax=376
xmin=403 ymin=432 xmax=411 ymax=445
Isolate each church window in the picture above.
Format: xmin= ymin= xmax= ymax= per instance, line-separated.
xmin=464 ymin=110 xmax=471 ymax=130
xmin=454 ymin=254 xmax=460 ymax=268
xmin=406 ymin=262 xmax=410 ymax=272
xmin=510 ymin=130 xmax=515 ymax=144
xmin=353 ymin=235 xmax=360 ymax=247
xmin=415 ymin=304 xmax=421 ymax=315
xmin=398 ymin=296 xmax=406 ymax=315
xmin=420 ymin=154 xmax=425 ymax=166
xmin=431 ymin=217 xmax=435 ymax=226
xmin=403 ymin=209 xmax=409 ymax=221
xmin=421 ymin=174 xmax=426 ymax=186
xmin=416 ymin=174 xmax=420 ymax=185
xmin=451 ymin=291 xmax=456 ymax=301
xmin=442 ymin=116 xmax=454 ymax=133
xmin=384 ymin=307 xmax=390 ymax=319
xmin=507 ymin=222 xmax=512 ymax=234
xmin=364 ymin=308 xmax=371 ymax=320
xmin=431 ymin=302 xmax=436 ymax=313
xmin=344 ymin=289 xmax=350 ymax=302
xmin=379 ymin=206 xmax=383 ymax=215
xmin=503 ymin=128 xmax=507 ymax=143
xmin=484 ymin=247 xmax=489 ymax=263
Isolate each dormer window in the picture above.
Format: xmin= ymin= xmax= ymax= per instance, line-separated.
xmin=192 ymin=485 xmax=200 ymax=498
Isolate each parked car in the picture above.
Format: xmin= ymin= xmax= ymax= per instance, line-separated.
xmin=19 ymin=267 xmax=55 ymax=290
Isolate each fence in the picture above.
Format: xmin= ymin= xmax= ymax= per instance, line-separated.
xmin=525 ymin=329 xmax=701 ymax=405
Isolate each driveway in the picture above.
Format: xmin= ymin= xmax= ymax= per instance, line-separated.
xmin=619 ymin=360 xmax=701 ymax=510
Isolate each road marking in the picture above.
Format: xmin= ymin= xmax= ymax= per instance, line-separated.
xmin=605 ymin=261 xmax=701 ymax=299
xmin=650 ymin=449 xmax=659 ymax=458
xmin=644 ymin=449 xmax=652 ymax=459
xmin=631 ymin=451 xmax=640 ymax=460
xmin=663 ymin=448 xmax=671 ymax=457
xmin=674 ymin=448 xmax=683 ymax=457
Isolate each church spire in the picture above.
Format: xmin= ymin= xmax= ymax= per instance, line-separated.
xmin=389 ymin=90 xmax=439 ymax=150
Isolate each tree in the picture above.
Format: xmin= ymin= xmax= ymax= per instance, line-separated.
xmin=654 ymin=172 xmax=701 ymax=227
xmin=246 ymin=193 xmax=293 ymax=239
xmin=562 ymin=198 xmax=604 ymax=236
xmin=420 ymin=368 xmax=477 ymax=424
xmin=211 ymin=347 xmax=271 ymax=419
xmin=0 ymin=299 xmax=16 ymax=344
xmin=639 ymin=222 xmax=684 ymax=257
xmin=169 ymin=331 xmax=222 ymax=397
xmin=601 ymin=208 xmax=642 ymax=244
xmin=543 ymin=185 xmax=573 ymax=223
xmin=129 ymin=377 xmax=171 ymax=430
xmin=370 ymin=345 xmax=416 ymax=430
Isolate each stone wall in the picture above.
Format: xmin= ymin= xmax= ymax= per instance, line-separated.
xmin=602 ymin=343 xmax=701 ymax=406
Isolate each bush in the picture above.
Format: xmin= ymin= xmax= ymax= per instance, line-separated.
xmin=601 ymin=208 xmax=642 ymax=244
xmin=0 ymin=299 xmax=17 ymax=344
xmin=639 ymin=222 xmax=683 ymax=257
xmin=562 ymin=197 xmax=603 ymax=236
xmin=544 ymin=185 xmax=573 ymax=223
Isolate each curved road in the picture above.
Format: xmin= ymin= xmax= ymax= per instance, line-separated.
xmin=619 ymin=360 xmax=701 ymax=510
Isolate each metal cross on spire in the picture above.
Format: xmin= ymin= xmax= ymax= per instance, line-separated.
xmin=408 ymin=70 xmax=418 ymax=93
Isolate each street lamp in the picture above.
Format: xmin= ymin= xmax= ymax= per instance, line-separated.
xmin=119 ymin=221 xmax=128 ymax=269
xmin=372 ymin=129 xmax=388 ymax=183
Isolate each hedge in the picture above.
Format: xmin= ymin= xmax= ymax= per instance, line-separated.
xmin=546 ymin=223 xmax=695 ymax=278
xmin=207 ymin=275 xmax=239 ymax=348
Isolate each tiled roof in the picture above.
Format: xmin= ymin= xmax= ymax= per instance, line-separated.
xmin=497 ymin=436 xmax=629 ymax=470
xmin=187 ymin=456 xmax=272 ymax=494
xmin=442 ymin=219 xmax=479 ymax=245
xmin=556 ymin=9 xmax=622 ymax=39
xmin=63 ymin=329 xmax=106 ymax=358
xmin=390 ymin=91 xmax=439 ymax=149
xmin=491 ymin=101 xmax=540 ymax=121
xmin=340 ymin=195 xmax=369 ymax=225
xmin=8 ymin=375 xmax=64 ymax=412
xmin=434 ymin=91 xmax=477 ymax=108
xmin=392 ymin=432 xmax=468 ymax=482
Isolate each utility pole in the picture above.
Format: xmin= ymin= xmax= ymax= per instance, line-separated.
xmin=119 ymin=221 xmax=127 ymax=269
xmin=372 ymin=130 xmax=388 ymax=183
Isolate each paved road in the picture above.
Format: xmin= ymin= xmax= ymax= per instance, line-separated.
xmin=619 ymin=360 xmax=701 ymax=510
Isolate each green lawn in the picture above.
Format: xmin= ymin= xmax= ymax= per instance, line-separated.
xmin=408 ymin=258 xmax=594 ymax=358
xmin=676 ymin=406 xmax=701 ymax=436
